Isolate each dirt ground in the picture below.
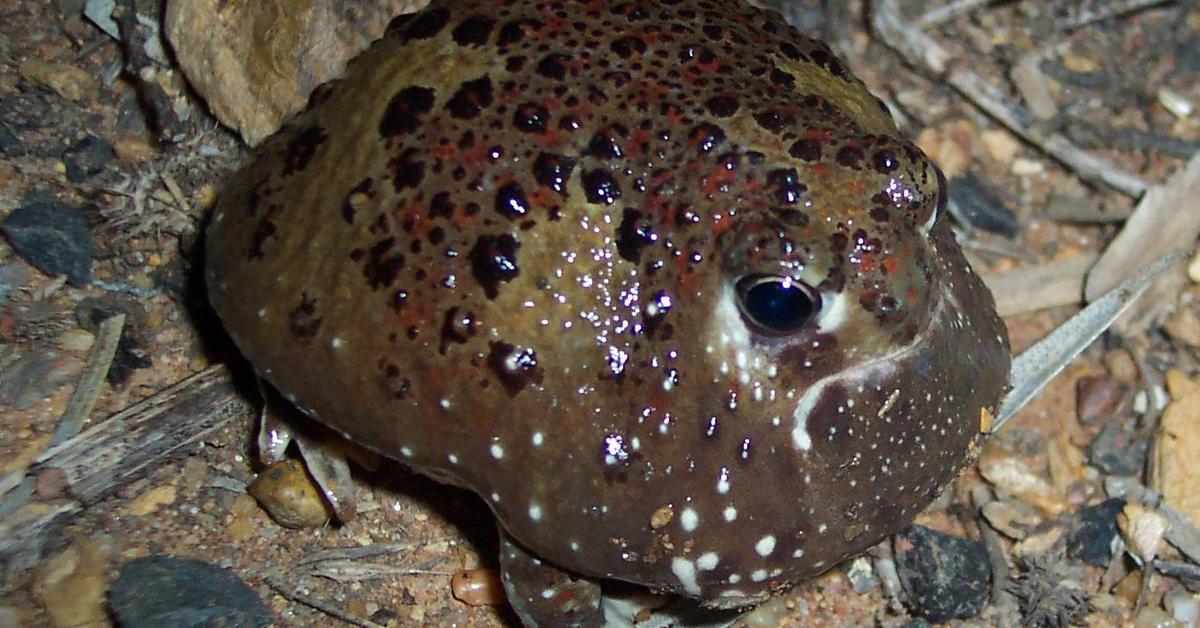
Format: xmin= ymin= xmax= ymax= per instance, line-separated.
xmin=1 ymin=0 xmax=1199 ymax=626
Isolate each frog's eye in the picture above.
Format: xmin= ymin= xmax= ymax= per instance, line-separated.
xmin=735 ymin=275 xmax=820 ymax=335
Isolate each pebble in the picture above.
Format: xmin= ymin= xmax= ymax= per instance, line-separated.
xmin=1067 ymin=497 xmax=1125 ymax=566
xmin=61 ymin=134 xmax=114 ymax=183
xmin=0 ymin=198 xmax=93 ymax=285
xmin=120 ymin=484 xmax=178 ymax=517
xmin=1104 ymin=348 xmax=1139 ymax=385
xmin=1164 ymin=307 xmax=1200 ymax=348
xmin=109 ymin=556 xmax=271 ymax=628
xmin=978 ymin=451 xmax=1065 ymax=515
xmin=56 ymin=328 xmax=95 ymax=353
xmin=1086 ymin=425 xmax=1149 ymax=476
xmin=31 ymin=538 xmax=109 ymax=628
xmin=894 ymin=525 xmax=991 ymax=622
xmin=1158 ymin=384 xmax=1200 ymax=529
xmin=1189 ymin=250 xmax=1200 ymax=283
xmin=450 ymin=568 xmax=506 ymax=606
xmin=979 ymin=129 xmax=1020 ymax=165
xmin=844 ymin=556 xmax=879 ymax=594
xmin=981 ymin=500 xmax=1042 ymax=540
xmin=247 ymin=459 xmax=331 ymax=528
xmin=1075 ymin=376 xmax=1130 ymax=424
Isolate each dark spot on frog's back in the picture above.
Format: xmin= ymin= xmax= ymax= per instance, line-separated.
xmin=767 ymin=168 xmax=806 ymax=205
xmin=487 ymin=341 xmax=542 ymax=396
xmin=362 ymin=238 xmax=406 ymax=290
xmin=379 ymin=86 xmax=435 ymax=138
xmin=446 ymin=76 xmax=494 ymax=120
xmin=532 ymin=153 xmax=576 ymax=197
xmin=469 ymin=234 xmax=521 ymax=299
xmin=495 ymin=183 xmax=530 ymax=219
xmin=582 ymin=169 xmax=622 ymax=205
xmin=282 ymin=126 xmax=327 ymax=176
xmin=536 ymin=54 xmax=571 ymax=81
xmin=616 ymin=209 xmax=657 ymax=263
xmin=513 ymin=103 xmax=551 ymax=133
xmin=388 ymin=149 xmax=425 ymax=192
xmin=452 ymin=15 xmax=495 ymax=46
xmin=403 ymin=6 xmax=451 ymax=40
xmin=288 ymin=292 xmax=322 ymax=338
xmin=439 ymin=306 xmax=480 ymax=354
xmin=705 ymin=95 xmax=740 ymax=118
xmin=789 ymin=138 xmax=822 ymax=162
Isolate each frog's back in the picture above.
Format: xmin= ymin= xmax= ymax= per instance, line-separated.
xmin=207 ymin=0 xmax=1009 ymax=605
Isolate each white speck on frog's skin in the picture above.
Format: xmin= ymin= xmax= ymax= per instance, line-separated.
xmin=204 ymin=0 xmax=1011 ymax=621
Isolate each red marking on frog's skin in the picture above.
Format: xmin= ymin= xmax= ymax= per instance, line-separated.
xmin=206 ymin=0 xmax=1010 ymax=622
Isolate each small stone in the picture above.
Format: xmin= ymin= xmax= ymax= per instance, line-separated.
xmin=1117 ymin=503 xmax=1168 ymax=564
xmin=56 ymin=328 xmax=95 ymax=353
xmin=1104 ymin=349 xmax=1139 ymax=385
xmin=1086 ymin=425 xmax=1148 ymax=476
xmin=247 ymin=459 xmax=330 ymax=528
xmin=1067 ymin=498 xmax=1124 ymax=566
xmin=1 ymin=199 xmax=93 ymax=285
xmin=1011 ymin=157 xmax=1045 ymax=176
xmin=109 ymin=556 xmax=270 ymax=628
xmin=1075 ymin=376 xmax=1130 ymax=424
xmin=18 ymin=59 xmax=95 ymax=101
xmin=980 ymin=129 xmax=1020 ymax=165
xmin=112 ymin=136 xmax=157 ymax=163
xmin=981 ymin=500 xmax=1042 ymax=540
xmin=61 ymin=134 xmax=114 ymax=183
xmin=451 ymin=568 xmax=506 ymax=606
xmin=1163 ymin=307 xmax=1200 ymax=348
xmin=121 ymin=484 xmax=177 ymax=516
xmin=1158 ymin=384 xmax=1200 ymax=528
xmin=1166 ymin=369 xmax=1199 ymax=400
xmin=978 ymin=451 xmax=1065 ymax=515
xmin=895 ymin=525 xmax=991 ymax=622
xmin=1189 ymin=250 xmax=1200 ymax=283
xmin=844 ymin=556 xmax=878 ymax=594
xmin=32 ymin=538 xmax=109 ymax=628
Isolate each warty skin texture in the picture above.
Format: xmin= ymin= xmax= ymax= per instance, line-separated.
xmin=206 ymin=0 xmax=1011 ymax=621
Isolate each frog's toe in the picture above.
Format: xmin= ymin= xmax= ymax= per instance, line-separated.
xmin=499 ymin=531 xmax=602 ymax=627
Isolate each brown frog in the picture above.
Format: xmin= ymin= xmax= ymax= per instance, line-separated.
xmin=205 ymin=1 xmax=1011 ymax=624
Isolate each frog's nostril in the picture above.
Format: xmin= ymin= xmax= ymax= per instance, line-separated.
xmin=735 ymin=275 xmax=819 ymax=335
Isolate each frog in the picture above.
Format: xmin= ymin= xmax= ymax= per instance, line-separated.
xmin=204 ymin=0 xmax=1011 ymax=624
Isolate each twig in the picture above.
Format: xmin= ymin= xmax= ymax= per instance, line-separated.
xmin=1062 ymin=0 xmax=1176 ymax=31
xmin=296 ymin=540 xmax=452 ymax=566
xmin=916 ymin=0 xmax=994 ymax=29
xmin=0 ymin=365 xmax=252 ymax=588
xmin=50 ymin=314 xmax=124 ymax=447
xmin=872 ymin=0 xmax=1150 ymax=198
xmin=264 ymin=574 xmax=386 ymax=628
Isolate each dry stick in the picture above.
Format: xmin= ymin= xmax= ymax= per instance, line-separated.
xmin=872 ymin=0 xmax=1150 ymax=198
xmin=0 ymin=365 xmax=251 ymax=586
xmin=264 ymin=574 xmax=386 ymax=628
xmin=1062 ymin=0 xmax=1176 ymax=31
xmin=50 ymin=314 xmax=125 ymax=446
xmin=916 ymin=0 xmax=994 ymax=29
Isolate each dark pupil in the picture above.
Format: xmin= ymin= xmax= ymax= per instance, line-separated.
xmin=739 ymin=277 xmax=816 ymax=334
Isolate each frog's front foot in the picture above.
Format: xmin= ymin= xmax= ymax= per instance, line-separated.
xmin=499 ymin=531 xmax=603 ymax=627
xmin=256 ymin=383 xmax=358 ymax=522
